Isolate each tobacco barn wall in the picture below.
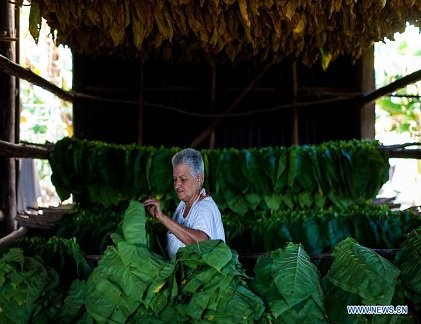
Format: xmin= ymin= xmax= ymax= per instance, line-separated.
xmin=72 ymin=49 xmax=374 ymax=149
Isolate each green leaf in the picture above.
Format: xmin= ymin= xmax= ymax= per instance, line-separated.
xmin=319 ymin=148 xmax=339 ymax=188
xmin=264 ymin=193 xmax=282 ymax=210
xmin=302 ymin=217 xmax=330 ymax=254
xmin=244 ymin=192 xmax=261 ymax=210
xmin=338 ymin=150 xmax=357 ymax=198
xmin=287 ymin=148 xmax=298 ymax=187
xmin=122 ymin=200 xmax=147 ymax=246
xmin=123 ymin=144 xmax=139 ymax=197
xmin=262 ymin=147 xmax=278 ymax=187
xmin=86 ymin=143 xmax=100 ymax=184
xmin=323 ymin=279 xmax=363 ymax=323
xmin=29 ymin=2 xmax=42 ymax=43
xmin=272 ymin=243 xmax=324 ymax=310
xmin=249 ymin=254 xmax=279 ymax=300
xmin=85 ymin=250 xmax=133 ymax=322
xmin=295 ymin=148 xmax=316 ymax=191
xmin=313 ymin=190 xmax=327 ymax=209
xmin=221 ymin=149 xmax=249 ymax=193
xmin=149 ymin=148 xmax=174 ymax=195
xmin=325 ymin=237 xmax=400 ymax=306
xmin=353 ymin=147 xmax=389 ymax=199
xmin=72 ymin=140 xmax=87 ymax=176
xmin=274 ymin=149 xmax=288 ymax=192
xmin=320 ymin=46 xmax=332 ymax=71
xmin=308 ymin=147 xmax=325 ymax=194
xmin=394 ymin=227 xmax=421 ymax=296
xmin=134 ymin=148 xmax=150 ymax=194
xmin=250 ymin=244 xmax=325 ymax=321
xmin=0 ymin=249 xmax=59 ymax=324
xmin=297 ymin=190 xmax=313 ymax=209
xmin=281 ymin=192 xmax=295 ymax=209
xmin=204 ymin=148 xmax=222 ymax=194
xmin=101 ymin=145 xmax=126 ymax=188
xmin=226 ymin=193 xmax=249 ymax=216
xmin=244 ymin=149 xmax=272 ymax=194
xmin=56 ymin=279 xmax=88 ymax=321
xmin=176 ymin=240 xmax=232 ymax=272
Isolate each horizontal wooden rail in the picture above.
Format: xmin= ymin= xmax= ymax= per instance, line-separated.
xmin=0 ymin=226 xmax=29 ymax=248
xmin=1 ymin=139 xmax=421 ymax=161
xmin=0 ymin=139 xmax=50 ymax=159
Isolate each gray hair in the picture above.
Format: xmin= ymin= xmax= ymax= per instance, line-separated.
xmin=172 ymin=148 xmax=204 ymax=185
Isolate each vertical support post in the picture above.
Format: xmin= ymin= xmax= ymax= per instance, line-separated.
xmin=0 ymin=1 xmax=17 ymax=236
xmin=291 ymin=61 xmax=299 ymax=145
xmin=189 ymin=61 xmax=272 ymax=149
xmin=137 ymin=62 xmax=144 ymax=145
xmin=209 ymin=64 xmax=216 ymax=149
xmin=357 ymin=47 xmax=375 ymax=139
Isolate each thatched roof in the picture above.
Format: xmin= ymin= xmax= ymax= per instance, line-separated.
xmin=28 ymin=0 xmax=421 ymax=67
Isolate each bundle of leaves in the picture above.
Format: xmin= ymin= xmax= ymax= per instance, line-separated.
xmin=322 ymin=237 xmax=404 ymax=323
xmin=249 ymin=243 xmax=328 ymax=322
xmin=394 ymin=227 xmax=421 ymax=318
xmin=49 ymin=137 xmax=389 ymax=213
xmin=225 ymin=202 xmax=421 ymax=254
xmin=84 ymin=200 xmax=265 ymax=323
xmin=1 ymin=202 xmax=420 ymax=323
xmin=0 ymin=237 xmax=92 ymax=323
xmin=54 ymin=203 xmax=128 ymax=255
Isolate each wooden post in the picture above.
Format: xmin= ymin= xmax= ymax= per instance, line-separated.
xmin=356 ymin=47 xmax=375 ymax=140
xmin=0 ymin=1 xmax=17 ymax=236
xmin=0 ymin=139 xmax=50 ymax=159
xmin=0 ymin=226 xmax=29 ymax=248
xmin=209 ymin=64 xmax=216 ymax=149
xmin=189 ymin=61 xmax=272 ymax=149
xmin=0 ymin=53 xmax=74 ymax=102
xmin=290 ymin=61 xmax=299 ymax=145
xmin=137 ymin=62 xmax=144 ymax=145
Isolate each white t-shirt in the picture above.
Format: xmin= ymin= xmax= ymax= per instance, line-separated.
xmin=166 ymin=189 xmax=225 ymax=259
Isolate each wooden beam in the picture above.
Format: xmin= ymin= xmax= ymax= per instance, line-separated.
xmin=0 ymin=53 xmax=74 ymax=103
xmin=0 ymin=226 xmax=29 ymax=248
xmin=388 ymin=150 xmax=421 ymax=159
xmin=377 ymin=142 xmax=421 ymax=159
xmin=0 ymin=139 xmax=50 ymax=159
xmin=189 ymin=61 xmax=273 ymax=148
xmin=361 ymin=68 xmax=421 ymax=105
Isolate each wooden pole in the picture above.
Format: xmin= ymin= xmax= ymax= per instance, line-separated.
xmin=0 ymin=1 xmax=17 ymax=236
xmin=291 ymin=61 xmax=299 ymax=145
xmin=0 ymin=139 xmax=50 ymax=159
xmin=209 ymin=64 xmax=216 ymax=149
xmin=360 ymin=68 xmax=421 ymax=105
xmin=137 ymin=62 xmax=144 ymax=145
xmin=189 ymin=61 xmax=272 ymax=148
xmin=0 ymin=226 xmax=29 ymax=248
xmin=0 ymin=53 xmax=74 ymax=103
xmin=357 ymin=48 xmax=375 ymax=139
